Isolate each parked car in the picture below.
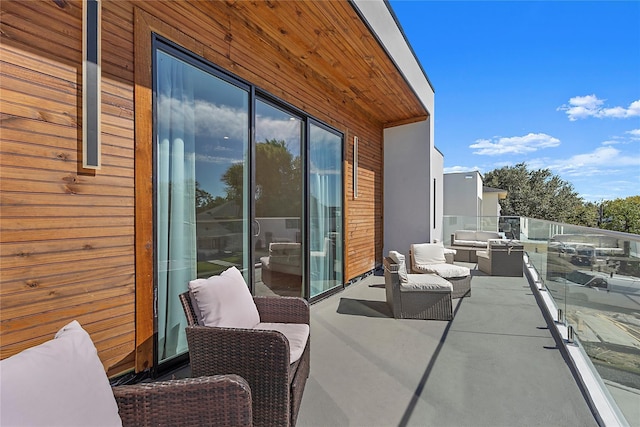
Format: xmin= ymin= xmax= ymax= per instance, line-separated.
xmin=548 ymin=269 xmax=640 ymax=311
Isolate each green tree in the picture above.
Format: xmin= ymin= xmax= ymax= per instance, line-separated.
xmin=483 ymin=163 xmax=585 ymax=223
xmin=567 ymin=201 xmax=599 ymax=228
xmin=600 ymin=196 xmax=640 ymax=234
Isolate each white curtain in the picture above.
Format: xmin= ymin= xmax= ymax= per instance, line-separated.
xmin=310 ymin=173 xmax=335 ymax=293
xmin=156 ymin=54 xmax=196 ymax=361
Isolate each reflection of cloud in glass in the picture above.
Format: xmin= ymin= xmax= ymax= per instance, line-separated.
xmin=310 ymin=127 xmax=341 ymax=174
xmin=256 ymin=115 xmax=301 ymax=156
xmin=195 ymin=153 xmax=243 ymax=165
xmin=158 ymin=94 xmax=247 ymax=140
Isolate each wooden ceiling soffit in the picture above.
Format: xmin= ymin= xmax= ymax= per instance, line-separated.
xmin=214 ymin=0 xmax=427 ymax=125
xmin=384 ymin=115 xmax=430 ymax=129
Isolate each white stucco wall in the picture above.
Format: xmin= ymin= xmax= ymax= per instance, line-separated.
xmin=443 ymin=171 xmax=483 ymax=217
xmin=482 ymin=192 xmax=501 ymax=218
xmin=384 ymin=120 xmax=434 ymax=258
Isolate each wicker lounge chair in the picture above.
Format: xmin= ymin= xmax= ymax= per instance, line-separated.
xmin=384 ymin=255 xmax=453 ymax=321
xmin=409 ymin=243 xmax=472 ymax=298
xmin=180 ymin=292 xmax=310 ymax=427
xmin=0 ymin=319 xmax=252 ymax=427
xmin=114 ymin=375 xmax=253 ymax=426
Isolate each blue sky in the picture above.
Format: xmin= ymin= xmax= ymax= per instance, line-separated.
xmin=389 ymin=0 xmax=640 ymax=203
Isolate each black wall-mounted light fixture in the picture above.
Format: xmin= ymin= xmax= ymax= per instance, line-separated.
xmin=353 ymin=136 xmax=358 ymax=199
xmin=83 ymin=0 xmax=101 ymax=169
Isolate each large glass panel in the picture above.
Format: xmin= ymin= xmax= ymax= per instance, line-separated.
xmin=309 ymin=123 xmax=343 ymax=297
xmin=254 ymin=100 xmax=303 ymax=297
xmin=155 ymin=47 xmax=249 ymax=364
xmin=510 ymin=217 xmax=639 ymax=424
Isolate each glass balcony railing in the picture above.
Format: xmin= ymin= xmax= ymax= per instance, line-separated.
xmin=444 ymin=216 xmax=640 ymax=426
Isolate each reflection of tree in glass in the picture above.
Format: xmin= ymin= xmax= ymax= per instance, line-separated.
xmin=195 ymin=181 xmax=228 ymax=213
xmin=222 ymin=161 xmax=244 ymax=203
xmin=220 ymin=139 xmax=301 ymax=218
xmin=255 ymin=139 xmax=301 ymax=218
xmin=195 ymin=181 xmax=213 ymax=208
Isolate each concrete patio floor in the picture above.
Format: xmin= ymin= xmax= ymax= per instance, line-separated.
xmin=296 ymin=265 xmax=598 ymax=427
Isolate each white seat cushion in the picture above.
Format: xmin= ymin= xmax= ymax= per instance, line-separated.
xmin=414 ymin=263 xmax=470 ymax=278
xmin=388 ymin=251 xmax=409 ymax=283
xmin=454 ymin=230 xmax=477 ymax=240
xmin=454 ymin=239 xmax=487 ymax=247
xmin=412 ymin=243 xmax=447 ymax=264
xmin=254 ymin=323 xmax=310 ymax=364
xmin=189 ymin=266 xmax=260 ymax=329
xmin=0 ymin=321 xmax=122 ymax=427
xmin=401 ymin=274 xmax=453 ymax=293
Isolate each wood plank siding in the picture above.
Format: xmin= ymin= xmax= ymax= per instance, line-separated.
xmin=0 ymin=0 xmax=428 ymax=376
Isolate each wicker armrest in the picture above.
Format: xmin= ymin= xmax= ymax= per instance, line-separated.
xmin=113 ymin=375 xmax=252 ymax=427
xmin=253 ymin=296 xmax=310 ymax=324
xmin=187 ymin=326 xmax=291 ymax=378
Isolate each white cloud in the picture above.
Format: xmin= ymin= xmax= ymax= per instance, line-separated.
xmin=627 ymin=129 xmax=640 ymax=140
xmin=469 ymin=133 xmax=560 ymax=156
xmin=601 ymin=139 xmax=620 ymax=146
xmin=535 ymin=146 xmax=639 ymax=178
xmin=557 ymin=95 xmax=640 ymax=121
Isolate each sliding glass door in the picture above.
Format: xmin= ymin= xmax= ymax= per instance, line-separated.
xmin=253 ymin=100 xmax=304 ymax=297
xmin=154 ymin=44 xmax=250 ymax=364
xmin=309 ymin=122 xmax=343 ymax=297
xmin=153 ymin=39 xmax=344 ymax=366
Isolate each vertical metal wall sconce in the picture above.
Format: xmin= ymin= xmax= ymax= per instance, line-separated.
xmin=353 ymin=136 xmax=358 ymax=199
xmin=83 ymin=0 xmax=101 ymax=169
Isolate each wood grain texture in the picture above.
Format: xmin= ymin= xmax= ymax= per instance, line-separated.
xmin=1 ymin=0 xmax=427 ymax=375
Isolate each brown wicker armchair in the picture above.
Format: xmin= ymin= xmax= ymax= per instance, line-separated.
xmin=180 ymin=292 xmax=310 ymax=427
xmin=113 ymin=374 xmax=252 ymax=426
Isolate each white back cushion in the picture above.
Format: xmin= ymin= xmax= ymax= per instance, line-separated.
xmin=455 ymin=230 xmax=477 ymax=240
xmin=388 ymin=251 xmax=408 ymax=283
xmin=189 ymin=266 xmax=260 ymax=329
xmin=0 ymin=320 xmax=122 ymax=427
xmin=476 ymin=231 xmax=501 ymax=241
xmin=412 ymin=243 xmax=446 ymax=265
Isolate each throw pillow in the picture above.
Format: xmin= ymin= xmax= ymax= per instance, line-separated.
xmin=0 ymin=320 xmax=123 ymax=427
xmin=189 ymin=266 xmax=260 ymax=329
